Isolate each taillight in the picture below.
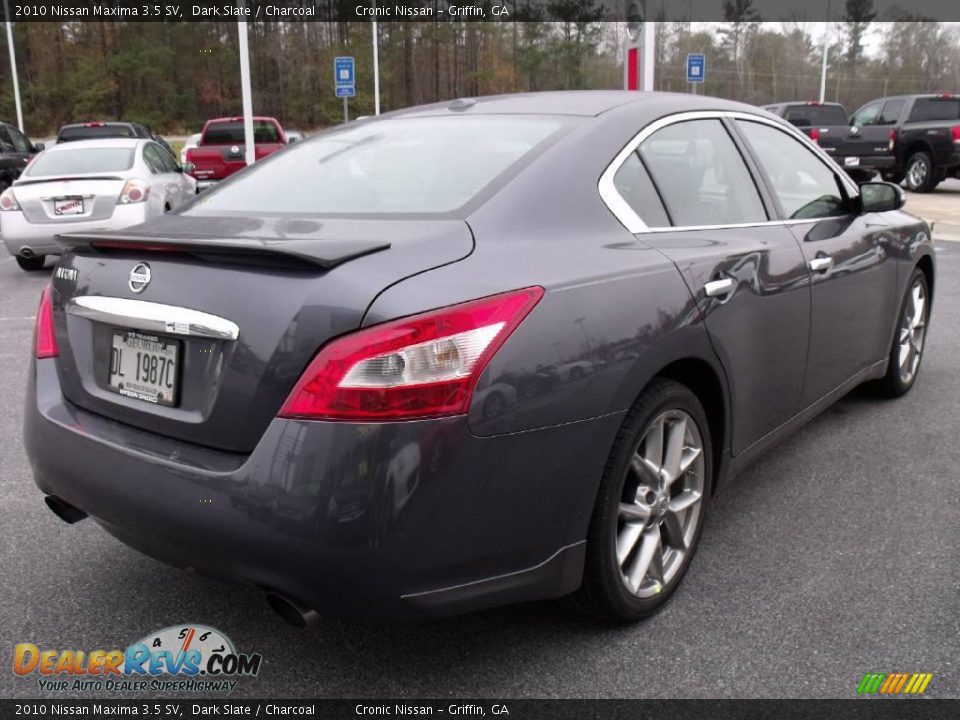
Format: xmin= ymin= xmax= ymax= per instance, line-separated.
xmin=119 ymin=179 xmax=150 ymax=204
xmin=279 ymin=287 xmax=545 ymax=421
xmin=35 ymin=283 xmax=59 ymax=359
xmin=0 ymin=186 xmax=21 ymax=211
xmin=809 ymin=127 xmax=820 ymax=144
xmin=951 ymin=126 xmax=960 ymax=144
xmin=889 ymin=129 xmax=897 ymax=152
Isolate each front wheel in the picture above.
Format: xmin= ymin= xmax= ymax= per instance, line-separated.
xmin=875 ymin=269 xmax=930 ymax=398
xmin=16 ymin=255 xmax=46 ymax=271
xmin=573 ymin=379 xmax=711 ymax=621
xmin=905 ymin=151 xmax=936 ymax=193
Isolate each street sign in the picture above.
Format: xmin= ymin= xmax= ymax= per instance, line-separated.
xmin=334 ymin=56 xmax=355 ymax=88
xmin=686 ymin=53 xmax=705 ymax=84
xmin=335 ymin=86 xmax=356 ymax=98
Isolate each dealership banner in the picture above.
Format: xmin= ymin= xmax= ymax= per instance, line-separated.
xmin=5 ymin=0 xmax=960 ymax=23
xmin=4 ymin=699 xmax=960 ymax=719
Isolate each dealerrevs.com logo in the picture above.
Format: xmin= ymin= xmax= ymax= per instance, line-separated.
xmin=13 ymin=624 xmax=262 ymax=693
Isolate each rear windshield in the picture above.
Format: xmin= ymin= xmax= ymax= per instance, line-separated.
xmin=25 ymin=148 xmax=135 ymax=177
xmin=783 ymin=105 xmax=847 ymax=126
xmin=189 ymin=116 xmax=565 ymax=215
xmin=203 ymin=121 xmax=281 ymax=145
xmin=59 ymin=125 xmax=135 ymax=141
xmin=908 ymin=98 xmax=960 ymax=122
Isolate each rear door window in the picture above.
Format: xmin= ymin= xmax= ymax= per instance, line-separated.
xmin=638 ymin=119 xmax=767 ymax=227
xmin=851 ymin=102 xmax=882 ymax=126
xmin=877 ymin=100 xmax=905 ymax=125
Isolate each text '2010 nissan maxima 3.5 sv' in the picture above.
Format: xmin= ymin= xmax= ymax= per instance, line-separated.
xmin=25 ymin=92 xmax=934 ymax=625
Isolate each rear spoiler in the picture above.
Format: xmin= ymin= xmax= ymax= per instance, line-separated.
xmin=55 ymin=232 xmax=391 ymax=270
xmin=15 ymin=175 xmax=125 ymax=187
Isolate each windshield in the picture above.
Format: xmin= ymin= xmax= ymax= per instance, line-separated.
xmin=26 ymin=148 xmax=135 ymax=176
xmin=203 ymin=121 xmax=281 ymax=144
xmin=188 ymin=116 xmax=566 ymax=216
xmin=783 ymin=105 xmax=847 ymax=127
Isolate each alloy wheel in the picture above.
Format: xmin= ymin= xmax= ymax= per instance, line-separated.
xmin=616 ymin=409 xmax=705 ymax=599
xmin=907 ymin=157 xmax=928 ymax=189
xmin=898 ymin=279 xmax=927 ymax=384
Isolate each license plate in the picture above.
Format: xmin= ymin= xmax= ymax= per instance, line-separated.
xmin=844 ymin=156 xmax=860 ymax=167
xmin=108 ymin=331 xmax=179 ymax=406
xmin=54 ymin=197 xmax=84 ymax=215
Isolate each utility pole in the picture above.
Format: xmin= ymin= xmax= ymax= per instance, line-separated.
xmin=3 ymin=0 xmax=24 ymax=132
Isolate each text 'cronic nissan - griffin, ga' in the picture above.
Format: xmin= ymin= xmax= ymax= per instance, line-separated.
xmin=23 ymin=91 xmax=934 ymax=625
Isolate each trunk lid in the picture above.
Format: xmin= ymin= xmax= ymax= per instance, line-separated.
xmin=50 ymin=213 xmax=474 ymax=452
xmin=13 ymin=177 xmax=126 ymax=223
xmin=809 ymin=125 xmax=892 ymax=161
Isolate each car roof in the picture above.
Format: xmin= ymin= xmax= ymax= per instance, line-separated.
xmin=46 ymin=138 xmax=147 ymax=151
xmin=386 ymin=90 xmax=772 ymax=121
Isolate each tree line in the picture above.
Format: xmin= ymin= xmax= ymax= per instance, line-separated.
xmin=0 ymin=3 xmax=958 ymax=137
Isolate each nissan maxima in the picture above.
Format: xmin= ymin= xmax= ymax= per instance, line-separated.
xmin=1 ymin=138 xmax=196 ymax=271
xmin=24 ymin=92 xmax=934 ymax=624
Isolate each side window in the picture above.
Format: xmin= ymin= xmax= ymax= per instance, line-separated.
xmin=7 ymin=127 xmax=30 ymax=153
xmin=612 ymin=152 xmax=670 ymax=228
xmin=638 ymin=119 xmax=767 ymax=227
xmin=852 ymin=101 xmax=882 ymax=126
xmin=0 ymin=127 xmax=14 ymax=152
xmin=737 ymin=120 xmax=849 ymax=220
xmin=877 ymin=100 xmax=904 ymax=125
xmin=142 ymin=144 xmax=164 ymax=174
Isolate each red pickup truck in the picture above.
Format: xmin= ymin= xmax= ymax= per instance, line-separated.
xmin=186 ymin=116 xmax=287 ymax=190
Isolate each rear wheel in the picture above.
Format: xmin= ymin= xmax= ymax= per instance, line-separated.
xmin=875 ymin=269 xmax=929 ymax=398
xmin=905 ymin=151 xmax=936 ymax=193
xmin=573 ymin=379 xmax=711 ymax=621
xmin=15 ymin=255 xmax=46 ymax=271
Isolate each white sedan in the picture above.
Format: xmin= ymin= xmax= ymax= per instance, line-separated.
xmin=0 ymin=138 xmax=196 ymax=271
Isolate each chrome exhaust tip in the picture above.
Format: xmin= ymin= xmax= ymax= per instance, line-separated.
xmin=18 ymin=247 xmax=35 ymax=259
xmin=265 ymin=590 xmax=320 ymax=628
xmin=44 ymin=495 xmax=88 ymax=524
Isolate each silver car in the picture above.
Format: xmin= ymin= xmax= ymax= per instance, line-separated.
xmin=1 ymin=138 xmax=196 ymax=271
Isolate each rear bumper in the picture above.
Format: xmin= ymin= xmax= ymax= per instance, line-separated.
xmin=24 ymin=359 xmax=618 ymax=618
xmin=830 ymin=154 xmax=896 ymax=171
xmin=1 ymin=204 xmax=149 ymax=257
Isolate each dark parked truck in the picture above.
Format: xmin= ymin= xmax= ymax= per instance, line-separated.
xmin=848 ymin=93 xmax=960 ymax=192
xmin=185 ymin=117 xmax=287 ymax=190
xmin=762 ymin=101 xmax=895 ymax=180
xmin=0 ymin=121 xmax=44 ymax=191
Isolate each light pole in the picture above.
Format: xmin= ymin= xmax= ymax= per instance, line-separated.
xmin=819 ymin=5 xmax=831 ymax=103
xmin=3 ymin=0 xmax=24 ymax=132
xmin=236 ymin=10 xmax=255 ymax=168
xmin=372 ymin=3 xmax=380 ymax=115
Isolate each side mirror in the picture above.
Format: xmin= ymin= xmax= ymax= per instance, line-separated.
xmin=32 ymin=142 xmax=45 ymax=153
xmin=860 ymin=181 xmax=906 ymax=213
xmin=181 ymin=162 xmax=196 ymax=175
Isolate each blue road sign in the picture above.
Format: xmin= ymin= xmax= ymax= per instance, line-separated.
xmin=686 ymin=53 xmax=705 ymax=84
xmin=335 ymin=86 xmax=356 ymax=98
xmin=334 ymin=56 xmax=355 ymax=88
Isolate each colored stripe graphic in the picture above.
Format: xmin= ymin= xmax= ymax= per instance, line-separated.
xmin=857 ymin=672 xmax=932 ymax=695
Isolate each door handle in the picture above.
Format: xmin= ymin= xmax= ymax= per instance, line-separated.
xmin=809 ymin=256 xmax=833 ymax=272
xmin=704 ymin=277 xmax=736 ymax=298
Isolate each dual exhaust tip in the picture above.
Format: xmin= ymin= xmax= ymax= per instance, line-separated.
xmin=44 ymin=495 xmax=320 ymax=628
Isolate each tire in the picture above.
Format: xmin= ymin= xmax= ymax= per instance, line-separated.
xmin=874 ymin=269 xmax=930 ymax=398
xmin=573 ymin=378 xmax=712 ymax=622
xmin=905 ymin=151 xmax=936 ymax=193
xmin=881 ymin=169 xmax=905 ymax=185
xmin=16 ymin=255 xmax=46 ymax=271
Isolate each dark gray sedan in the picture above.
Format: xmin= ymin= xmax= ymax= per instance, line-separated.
xmin=25 ymin=91 xmax=934 ymax=624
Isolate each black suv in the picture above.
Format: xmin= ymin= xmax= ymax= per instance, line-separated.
xmin=56 ymin=121 xmax=175 ymax=158
xmin=0 ymin=121 xmax=44 ymax=192
xmin=849 ymin=94 xmax=960 ymax=192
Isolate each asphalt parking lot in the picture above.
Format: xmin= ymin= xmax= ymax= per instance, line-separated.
xmin=2 ymin=187 xmax=959 ymax=700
